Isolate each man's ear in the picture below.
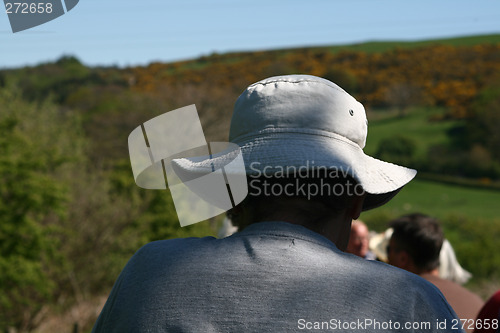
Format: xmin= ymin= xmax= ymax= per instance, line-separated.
xmin=349 ymin=193 xmax=366 ymax=220
xmin=398 ymin=251 xmax=412 ymax=271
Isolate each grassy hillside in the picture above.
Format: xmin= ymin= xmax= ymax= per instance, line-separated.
xmin=364 ymin=107 xmax=460 ymax=160
xmin=362 ymin=106 xmax=500 ymax=219
xmin=362 ymin=178 xmax=500 ymax=223
xmin=159 ymin=34 xmax=500 ymax=71
xmin=321 ymin=34 xmax=500 ymax=54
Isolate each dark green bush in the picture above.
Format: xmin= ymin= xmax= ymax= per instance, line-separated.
xmin=375 ymin=135 xmax=417 ymax=167
xmin=0 ymin=90 xmax=74 ymax=330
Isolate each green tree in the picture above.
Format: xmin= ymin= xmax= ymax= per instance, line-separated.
xmin=464 ymin=82 xmax=500 ymax=161
xmin=441 ymin=80 xmax=500 ymax=179
xmin=0 ymin=88 xmax=86 ymax=331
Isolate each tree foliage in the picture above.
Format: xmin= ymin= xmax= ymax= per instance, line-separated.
xmin=0 ymin=89 xmax=78 ymax=330
xmin=426 ymin=78 xmax=500 ymax=179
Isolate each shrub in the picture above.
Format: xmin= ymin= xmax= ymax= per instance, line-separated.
xmin=0 ymin=90 xmax=76 ymax=330
xmin=375 ymin=135 xmax=417 ymax=166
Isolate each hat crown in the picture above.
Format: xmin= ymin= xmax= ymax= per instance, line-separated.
xmin=229 ymin=75 xmax=368 ymax=149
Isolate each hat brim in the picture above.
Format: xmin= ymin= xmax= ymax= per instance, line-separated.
xmin=171 ymin=129 xmax=416 ymax=211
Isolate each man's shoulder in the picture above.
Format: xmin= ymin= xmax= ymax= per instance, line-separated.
xmin=135 ymin=235 xmax=218 ymax=256
xmin=125 ymin=236 xmax=218 ymax=269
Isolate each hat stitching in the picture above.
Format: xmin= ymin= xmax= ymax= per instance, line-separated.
xmin=175 ymin=133 xmax=363 ymax=170
xmin=231 ymin=127 xmax=363 ymax=151
xmin=248 ymin=76 xmax=348 ymax=96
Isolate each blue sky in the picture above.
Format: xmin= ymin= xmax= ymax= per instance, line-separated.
xmin=1 ymin=0 xmax=499 ymax=69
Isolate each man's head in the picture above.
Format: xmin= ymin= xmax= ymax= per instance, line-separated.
xmin=346 ymin=220 xmax=371 ymax=258
xmin=174 ymin=75 xmax=416 ymax=210
xmin=228 ymin=175 xmax=366 ymax=250
xmin=173 ymin=75 xmax=417 ymax=245
xmin=387 ymin=213 xmax=444 ymax=274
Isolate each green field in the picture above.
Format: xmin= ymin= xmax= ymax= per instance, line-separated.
xmin=363 ymin=107 xmax=459 ymax=159
xmin=358 ymin=106 xmax=500 ymax=225
xmin=362 ymin=177 xmax=500 ymax=224
xmin=321 ymin=34 xmax=500 ymax=54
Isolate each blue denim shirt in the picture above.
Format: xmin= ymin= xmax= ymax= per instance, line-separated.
xmin=93 ymin=222 xmax=462 ymax=332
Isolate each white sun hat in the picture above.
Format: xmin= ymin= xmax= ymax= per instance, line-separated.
xmin=172 ymin=75 xmax=416 ymax=210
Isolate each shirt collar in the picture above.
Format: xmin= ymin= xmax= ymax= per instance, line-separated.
xmin=234 ymin=221 xmax=340 ymax=252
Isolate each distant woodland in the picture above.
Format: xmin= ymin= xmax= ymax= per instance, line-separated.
xmin=1 ymin=35 xmax=500 ymax=331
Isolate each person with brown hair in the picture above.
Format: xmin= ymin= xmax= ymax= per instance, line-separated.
xmin=388 ymin=213 xmax=484 ymax=331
